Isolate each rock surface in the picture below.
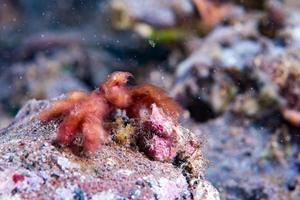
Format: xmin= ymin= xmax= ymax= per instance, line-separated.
xmin=0 ymin=99 xmax=219 ymax=200
xmin=195 ymin=113 xmax=300 ymax=199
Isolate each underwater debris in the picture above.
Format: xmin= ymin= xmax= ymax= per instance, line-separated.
xmin=193 ymin=0 xmax=228 ymax=31
xmin=258 ymin=3 xmax=286 ymax=38
xmin=254 ymin=53 xmax=300 ymax=126
xmin=235 ymin=0 xmax=267 ymax=10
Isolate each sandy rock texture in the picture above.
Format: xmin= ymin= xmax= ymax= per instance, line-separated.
xmin=0 ymin=99 xmax=219 ymax=200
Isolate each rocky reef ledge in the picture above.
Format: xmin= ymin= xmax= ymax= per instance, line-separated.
xmin=0 ymin=99 xmax=219 ymax=200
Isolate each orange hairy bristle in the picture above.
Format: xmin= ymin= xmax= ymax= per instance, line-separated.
xmin=39 ymin=71 xmax=182 ymax=154
xmin=129 ymin=84 xmax=182 ymax=121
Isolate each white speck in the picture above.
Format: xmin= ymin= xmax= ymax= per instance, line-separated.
xmin=117 ymin=169 xmax=133 ymax=176
xmin=91 ymin=190 xmax=117 ymax=200
xmin=56 ymin=156 xmax=79 ymax=171
xmin=148 ymin=40 xmax=156 ymax=48
xmin=39 ymin=171 xmax=49 ymax=181
xmin=55 ymin=187 xmax=74 ymax=200
xmin=40 ymin=34 xmax=45 ymax=38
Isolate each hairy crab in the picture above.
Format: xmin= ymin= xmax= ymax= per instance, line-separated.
xmin=39 ymin=72 xmax=199 ymax=162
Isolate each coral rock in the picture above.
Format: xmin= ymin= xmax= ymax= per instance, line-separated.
xmin=0 ymin=99 xmax=220 ymax=200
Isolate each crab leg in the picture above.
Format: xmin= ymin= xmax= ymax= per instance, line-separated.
xmin=39 ymin=91 xmax=88 ymax=121
xmin=81 ymin=115 xmax=105 ymax=153
xmin=56 ymin=107 xmax=86 ymax=146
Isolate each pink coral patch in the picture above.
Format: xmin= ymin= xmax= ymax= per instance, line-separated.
xmin=12 ymin=174 xmax=25 ymax=183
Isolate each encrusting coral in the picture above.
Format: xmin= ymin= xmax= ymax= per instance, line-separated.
xmin=39 ymin=71 xmax=198 ymax=162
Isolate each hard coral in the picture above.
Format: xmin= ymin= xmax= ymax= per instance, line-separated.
xmin=39 ymin=71 xmax=190 ymax=161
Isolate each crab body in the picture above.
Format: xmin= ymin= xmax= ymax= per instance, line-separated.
xmin=39 ymin=71 xmax=189 ymax=161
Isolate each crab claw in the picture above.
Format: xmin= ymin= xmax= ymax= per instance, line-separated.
xmin=101 ymin=71 xmax=132 ymax=108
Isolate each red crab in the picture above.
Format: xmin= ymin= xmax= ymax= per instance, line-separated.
xmin=39 ymin=71 xmax=182 ymax=155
